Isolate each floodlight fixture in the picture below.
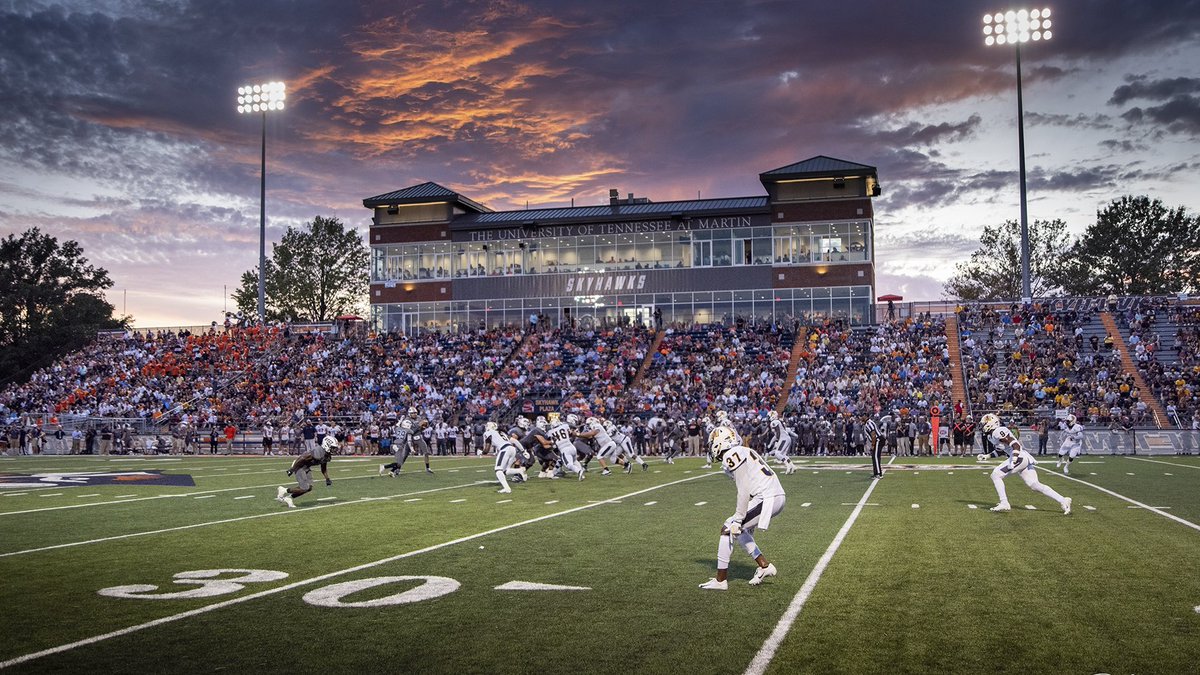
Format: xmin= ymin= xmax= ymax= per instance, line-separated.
xmin=981 ymin=8 xmax=1056 ymax=303
xmin=983 ymin=7 xmax=1052 ymax=45
xmin=235 ymin=80 xmax=287 ymax=322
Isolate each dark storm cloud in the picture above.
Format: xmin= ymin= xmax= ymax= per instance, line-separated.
xmin=869 ymin=116 xmax=982 ymax=147
xmin=1109 ymin=76 xmax=1200 ymax=105
xmin=1121 ymin=96 xmax=1200 ymax=135
xmin=1025 ymin=112 xmax=1113 ymax=130
xmin=1099 ymin=138 xmax=1148 ymax=153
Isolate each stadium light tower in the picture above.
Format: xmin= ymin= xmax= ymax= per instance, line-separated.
xmin=984 ymin=8 xmax=1052 ymax=303
xmin=236 ymin=81 xmax=286 ymax=323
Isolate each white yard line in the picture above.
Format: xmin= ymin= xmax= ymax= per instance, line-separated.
xmin=1124 ymin=456 xmax=1200 ymax=470
xmin=1047 ymin=473 xmax=1200 ymax=533
xmin=743 ymin=471 xmax=882 ymax=675
xmin=0 ymin=482 xmax=489 ymax=559
xmin=0 ymin=472 xmax=718 ymax=669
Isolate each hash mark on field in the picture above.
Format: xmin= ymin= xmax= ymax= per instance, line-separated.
xmin=114 ymin=494 xmax=136 ymax=498
xmin=234 ymin=495 xmax=254 ymax=500
xmin=684 ymin=471 xmax=692 ymax=474
xmin=194 ymin=495 xmax=214 ymax=500
xmin=38 ymin=493 xmax=63 ymax=498
xmin=968 ymin=504 xmax=978 ymax=509
xmin=654 ymin=470 xmax=662 ymax=474
xmin=338 ymin=468 xmax=352 ymax=472
xmin=1024 ymin=505 xmax=1037 ymax=510
xmin=1165 ymin=473 xmax=1174 ymax=476
xmin=448 ymin=470 xmax=459 ymax=473
xmin=1083 ymin=505 xmax=1096 ymax=511
xmin=1090 ymin=472 xmax=1098 ymax=475
xmin=476 ymin=470 xmax=485 ymax=473
xmin=404 ymin=498 xmax=422 ymax=503
xmin=694 ymin=501 xmax=708 ymax=506
xmin=911 ymin=504 xmax=920 ymax=509
xmin=544 ymin=500 xmax=559 ymax=505
xmin=1126 ymin=472 xmax=1136 ymax=475
xmin=644 ymin=501 xmax=657 ymax=506
xmin=1126 ymin=505 xmax=1172 ymax=509
xmin=3 ymin=493 xmax=29 ymax=497
xmin=316 ymin=497 xmax=336 ymax=502
xmin=449 ymin=499 xmax=466 ymax=503
xmin=76 ymin=494 xmax=101 ymax=498
xmin=496 ymin=499 xmax=512 ymax=504
xmin=801 ymin=502 xmax=811 ymax=507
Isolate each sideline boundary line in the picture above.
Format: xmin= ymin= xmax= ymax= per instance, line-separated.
xmin=743 ymin=457 xmax=888 ymax=675
xmin=0 ymin=472 xmax=719 ymax=670
xmin=1046 ymin=472 xmax=1200 ymax=533
xmin=1123 ymin=456 xmax=1200 ymax=470
xmin=0 ymin=464 xmax=496 ymax=517
xmin=0 ymin=481 xmax=489 ymax=559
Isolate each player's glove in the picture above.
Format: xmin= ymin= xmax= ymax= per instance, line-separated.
xmin=728 ymin=521 xmax=743 ymax=536
xmin=325 ymin=479 xmax=332 ymax=486
xmin=976 ymin=453 xmax=988 ymax=462
xmin=286 ymin=469 xmax=294 ymax=476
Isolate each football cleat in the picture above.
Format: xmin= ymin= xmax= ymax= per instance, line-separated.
xmin=378 ymin=464 xmax=386 ymax=476
xmin=498 ymin=487 xmax=512 ymax=494
xmin=325 ymin=479 xmax=332 ymax=486
xmin=1063 ymin=464 xmax=1070 ymax=475
xmin=1062 ymin=497 xmax=1072 ymax=515
xmin=989 ymin=503 xmax=1011 ymax=512
xmin=275 ymin=486 xmax=286 ymax=503
xmin=578 ymin=469 xmax=586 ymax=481
xmin=426 ymin=468 xmax=434 ymax=474
xmin=282 ymin=495 xmax=296 ymax=508
xmin=601 ymin=468 xmax=611 ymax=476
xmin=642 ymin=462 xmax=648 ymax=472
xmin=749 ymin=563 xmax=778 ymax=586
xmin=698 ymin=578 xmax=728 ymax=591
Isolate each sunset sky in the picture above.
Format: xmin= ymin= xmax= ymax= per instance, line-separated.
xmin=2 ymin=0 xmax=1198 ymax=327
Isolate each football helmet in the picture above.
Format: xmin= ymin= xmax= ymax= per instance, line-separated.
xmin=1066 ymin=414 xmax=1077 ymax=426
xmin=981 ymin=413 xmax=1000 ymax=434
xmin=565 ymin=413 xmax=579 ymax=428
xmin=516 ymin=416 xmax=532 ymax=430
xmin=768 ymin=410 xmax=779 ymax=421
xmin=586 ymin=416 xmax=600 ymax=427
xmin=485 ymin=421 xmax=498 ymax=432
xmin=547 ymin=412 xmax=561 ymax=425
xmin=715 ymin=410 xmax=730 ymax=423
xmin=407 ymin=407 xmax=418 ymax=418
xmin=535 ymin=415 xmax=547 ymax=428
xmin=708 ymin=426 xmax=738 ymax=462
xmin=400 ymin=418 xmax=413 ymax=431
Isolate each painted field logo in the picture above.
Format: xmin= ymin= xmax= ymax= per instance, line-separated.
xmin=0 ymin=471 xmax=196 ymax=489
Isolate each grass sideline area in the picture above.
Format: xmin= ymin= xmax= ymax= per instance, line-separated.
xmin=1 ymin=453 xmax=1199 ymax=673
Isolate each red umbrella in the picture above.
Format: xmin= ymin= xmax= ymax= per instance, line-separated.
xmin=877 ymin=294 xmax=903 ymax=302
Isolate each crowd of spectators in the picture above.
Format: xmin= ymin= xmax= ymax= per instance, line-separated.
xmin=621 ymin=324 xmax=793 ymax=421
xmin=1132 ymin=303 xmax=1200 ymax=429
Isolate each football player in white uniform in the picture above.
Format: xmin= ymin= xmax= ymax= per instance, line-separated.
xmin=609 ymin=419 xmax=647 ymax=473
xmin=1055 ymin=414 xmax=1085 ymax=474
xmin=698 ymin=426 xmax=786 ymax=590
xmin=977 ymin=413 xmax=1072 ymax=514
xmin=577 ymin=416 xmax=619 ymax=475
xmin=484 ymin=421 xmax=527 ymax=493
xmin=546 ymin=412 xmax=585 ymax=480
xmin=764 ymin=411 xmax=798 ymax=475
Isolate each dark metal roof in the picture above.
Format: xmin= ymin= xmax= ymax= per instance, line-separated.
xmin=362 ymin=182 xmax=490 ymax=212
xmin=454 ymin=196 xmax=768 ymax=227
xmin=760 ymin=156 xmax=877 ymax=180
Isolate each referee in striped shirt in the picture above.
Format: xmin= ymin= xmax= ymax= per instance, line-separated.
xmin=865 ymin=412 xmax=890 ymax=478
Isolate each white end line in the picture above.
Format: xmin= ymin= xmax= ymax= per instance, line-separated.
xmin=744 ymin=471 xmax=882 ymax=675
xmin=1124 ymin=456 xmax=1200 ymax=470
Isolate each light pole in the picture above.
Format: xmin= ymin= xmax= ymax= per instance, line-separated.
xmin=984 ymin=8 xmax=1052 ymax=303
xmin=236 ymin=81 xmax=286 ymax=323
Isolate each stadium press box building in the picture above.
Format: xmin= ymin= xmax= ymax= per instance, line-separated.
xmin=364 ymin=155 xmax=881 ymax=333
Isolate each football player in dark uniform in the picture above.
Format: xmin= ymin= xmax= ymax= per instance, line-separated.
xmin=378 ymin=418 xmax=415 ymax=477
xmin=407 ymin=407 xmax=434 ymax=474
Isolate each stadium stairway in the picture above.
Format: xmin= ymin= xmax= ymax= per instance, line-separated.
xmin=629 ymin=329 xmax=665 ymax=390
xmin=944 ymin=314 xmax=971 ymax=417
xmin=1100 ymin=311 xmax=1169 ymax=429
xmin=776 ymin=327 xmax=810 ymax=414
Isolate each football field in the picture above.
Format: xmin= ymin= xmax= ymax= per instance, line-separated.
xmin=2 ymin=452 xmax=1199 ymax=674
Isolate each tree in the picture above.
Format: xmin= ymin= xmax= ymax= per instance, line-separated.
xmin=235 ymin=216 xmax=368 ymax=322
xmin=1064 ymin=196 xmax=1199 ymax=296
xmin=943 ymin=218 xmax=1076 ymax=301
xmin=0 ymin=228 xmax=125 ymax=385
